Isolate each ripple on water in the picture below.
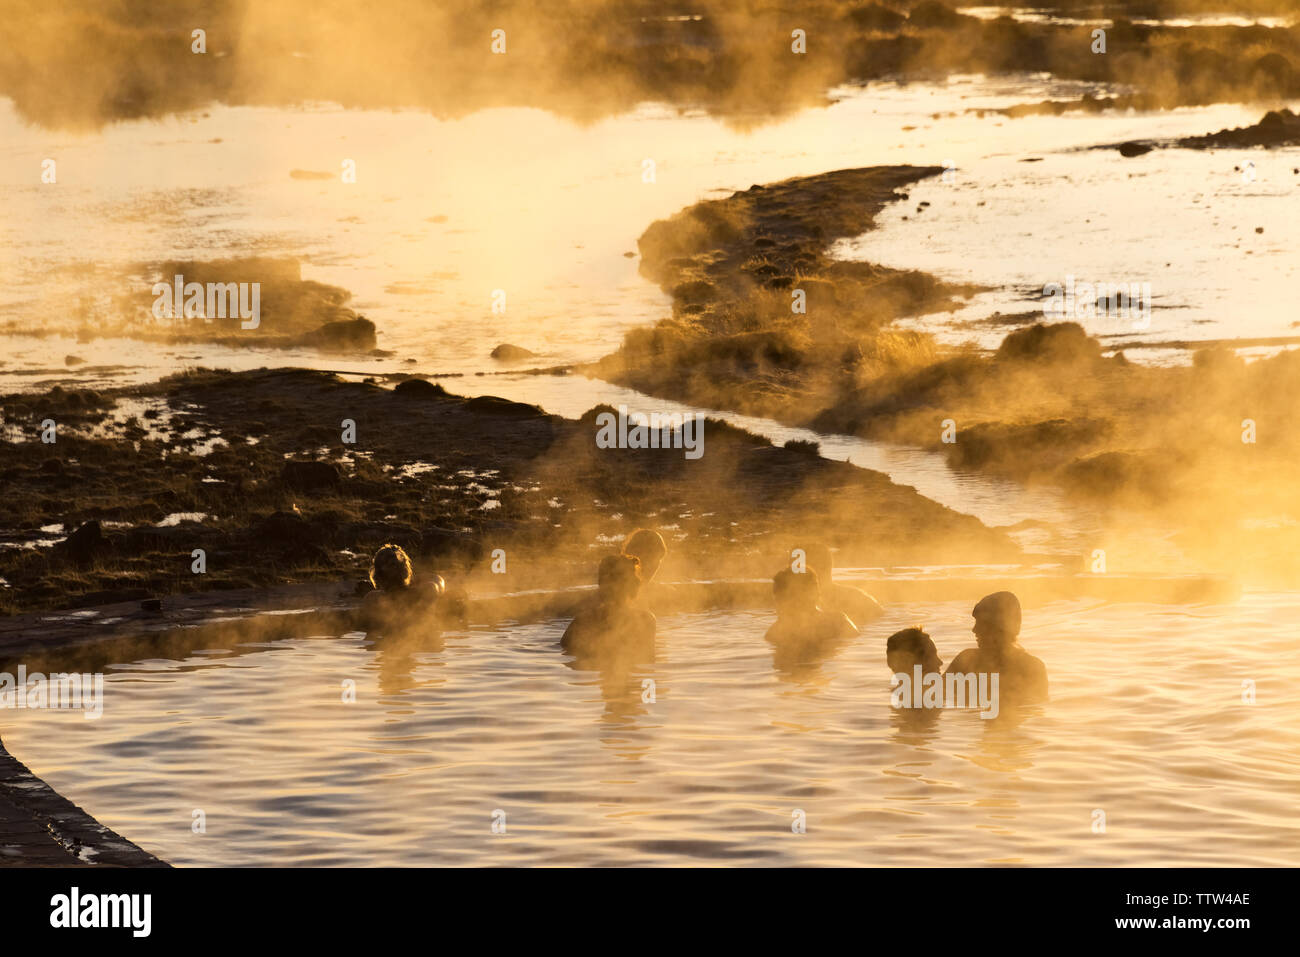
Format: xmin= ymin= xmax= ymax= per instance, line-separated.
xmin=5 ymin=596 xmax=1300 ymax=866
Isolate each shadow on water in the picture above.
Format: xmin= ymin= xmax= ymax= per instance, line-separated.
xmin=563 ymin=631 xmax=661 ymax=751
xmin=367 ymin=627 xmax=450 ymax=700
xmin=769 ymin=631 xmax=855 ymax=690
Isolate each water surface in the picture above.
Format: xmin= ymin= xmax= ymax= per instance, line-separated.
xmin=1 ymin=78 xmax=1282 ymax=390
xmin=6 ymin=593 xmax=1297 ymax=866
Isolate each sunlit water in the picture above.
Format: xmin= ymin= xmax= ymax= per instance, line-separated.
xmin=1 ymin=76 xmax=1282 ymax=542
xmin=0 ymin=78 xmax=1286 ymax=390
xmin=5 ymin=592 xmax=1298 ymax=866
xmin=2 ymin=38 xmax=1296 ymax=868
xmin=833 ymin=117 xmax=1300 ymax=353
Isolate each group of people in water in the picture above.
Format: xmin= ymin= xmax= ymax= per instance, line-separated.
xmin=360 ymin=528 xmax=1049 ymax=709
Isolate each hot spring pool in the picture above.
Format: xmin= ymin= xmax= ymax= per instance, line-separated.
xmin=4 ymin=594 xmax=1299 ymax=866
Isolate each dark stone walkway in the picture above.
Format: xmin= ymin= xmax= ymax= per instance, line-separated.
xmin=0 ymin=737 xmax=166 ymax=867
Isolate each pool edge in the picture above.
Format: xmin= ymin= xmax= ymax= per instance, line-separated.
xmin=0 ymin=735 xmax=168 ymax=868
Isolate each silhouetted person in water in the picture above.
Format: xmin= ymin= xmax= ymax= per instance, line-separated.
xmin=886 ymin=627 xmax=944 ymax=731
xmin=886 ymin=627 xmax=942 ymax=679
xmin=622 ymin=528 xmax=667 ymax=583
xmin=804 ymin=543 xmax=883 ymax=626
xmin=361 ymin=543 xmax=445 ymax=632
xmin=621 ymin=527 xmax=670 ymax=612
xmin=561 ymin=554 xmax=656 ymax=657
xmin=945 ymin=591 xmax=1048 ymax=704
xmin=765 ymin=568 xmax=857 ymax=659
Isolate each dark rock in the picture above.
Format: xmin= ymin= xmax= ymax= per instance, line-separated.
xmin=418 ymin=526 xmax=486 ymax=567
xmin=1117 ymin=141 xmax=1153 ymax=157
xmin=997 ymin=322 xmax=1101 ymax=364
xmin=281 ymin=460 xmax=341 ymax=492
xmin=255 ymin=510 xmax=327 ymax=546
xmin=57 ymin=520 xmax=111 ymax=565
xmin=578 ymin=404 xmax=618 ymax=426
xmin=1178 ymin=108 xmax=1300 ymax=149
xmin=909 ymin=2 xmax=967 ymax=30
xmin=392 ymin=378 xmax=448 ymax=399
xmin=846 ymin=3 xmax=907 ymax=32
xmin=286 ymin=543 xmax=332 ymax=567
xmin=948 ymin=418 xmax=1112 ymax=473
xmin=671 ymin=279 xmax=718 ymax=305
xmin=301 ymin=317 xmax=377 ymax=352
xmin=337 ymin=521 xmax=421 ymax=551
xmin=463 ymin=395 xmax=547 ymax=418
xmin=490 ymin=343 xmax=538 ymax=361
xmin=123 ymin=523 xmax=207 ymax=551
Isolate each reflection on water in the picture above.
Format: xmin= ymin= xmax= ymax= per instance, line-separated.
xmin=6 ymin=594 xmax=1299 ymax=866
xmin=0 ymin=79 xmax=1275 ymax=392
xmin=371 ymin=628 xmax=449 ymax=698
xmin=834 ymin=108 xmax=1300 ymax=353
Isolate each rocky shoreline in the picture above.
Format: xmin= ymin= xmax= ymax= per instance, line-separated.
xmin=0 ymin=364 xmax=1023 ymax=618
xmin=594 ymin=164 xmax=1300 ymax=585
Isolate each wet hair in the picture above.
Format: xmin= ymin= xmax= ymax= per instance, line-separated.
xmin=773 ymin=567 xmax=820 ymax=603
xmin=597 ymin=553 xmax=642 ymax=604
xmin=886 ymin=627 xmax=938 ymax=661
xmin=370 ymin=543 xmax=413 ymax=591
xmin=973 ymin=591 xmax=1022 ymax=638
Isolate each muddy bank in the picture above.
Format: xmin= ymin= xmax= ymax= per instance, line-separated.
xmin=0 ymin=367 xmax=1021 ymax=616
xmin=4 ymin=2 xmax=1298 ymax=132
xmin=595 ymin=165 xmax=1300 ymax=584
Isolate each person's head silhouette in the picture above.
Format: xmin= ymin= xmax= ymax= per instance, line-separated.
xmin=598 ymin=554 xmax=642 ymax=607
xmin=971 ymin=591 xmax=1021 ymax=652
xmin=887 ymin=627 xmax=942 ymax=676
xmin=370 ymin=544 xmax=413 ymax=592
xmin=773 ymin=567 xmax=820 ymax=618
xmin=622 ymin=529 xmax=667 ymax=582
